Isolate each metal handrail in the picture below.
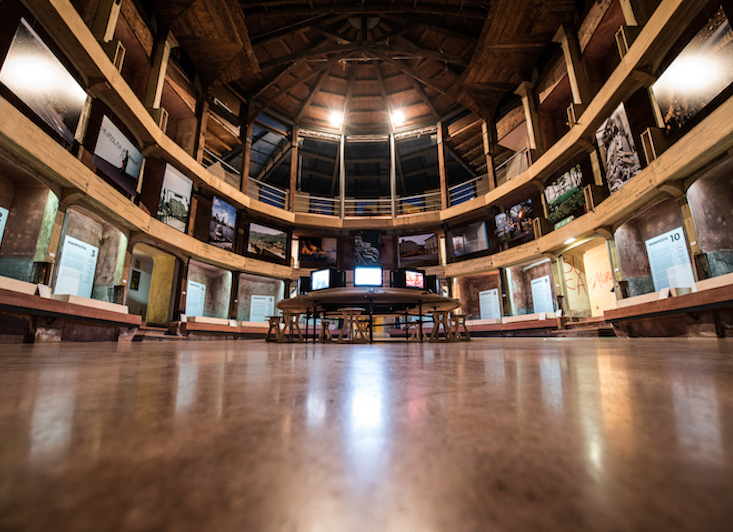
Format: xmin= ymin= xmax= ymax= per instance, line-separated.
xmin=494 ymin=148 xmax=530 ymax=185
xmin=247 ymin=177 xmax=288 ymax=209
xmin=343 ymin=197 xmax=392 ymax=217
xmin=397 ymin=190 xmax=442 ymax=215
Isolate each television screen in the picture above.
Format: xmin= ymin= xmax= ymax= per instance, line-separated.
xmin=247 ymin=222 xmax=287 ymax=260
xmin=0 ymin=19 xmax=87 ymax=146
xmin=209 ymin=197 xmax=236 ymax=250
xmin=311 ymin=268 xmax=330 ymax=290
xmin=157 ymin=164 xmax=192 ymax=232
xmin=405 ymin=270 xmax=425 ymax=289
xmin=354 ymin=266 xmax=383 ymax=287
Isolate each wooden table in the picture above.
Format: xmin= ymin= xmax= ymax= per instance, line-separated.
xmin=276 ymin=287 xmax=461 ymax=343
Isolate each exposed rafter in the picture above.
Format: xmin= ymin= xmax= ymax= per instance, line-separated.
xmin=241 ymin=2 xmax=490 ymax=20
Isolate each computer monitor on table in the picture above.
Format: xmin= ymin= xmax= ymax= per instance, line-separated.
xmin=354 ymin=266 xmax=383 ymax=287
xmin=391 ymin=268 xmax=426 ymax=290
xmin=310 ymin=268 xmax=345 ymax=291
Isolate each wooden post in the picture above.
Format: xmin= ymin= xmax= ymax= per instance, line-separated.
xmin=91 ymin=0 xmax=121 ymax=43
xmin=437 ymin=121 xmax=448 ymax=209
xmin=553 ymin=25 xmax=591 ymax=106
xmin=289 ymin=126 xmax=299 ymax=211
xmin=144 ymin=31 xmax=174 ymax=110
xmin=240 ymin=101 xmax=254 ymax=196
xmin=618 ymin=0 xmax=650 ymax=26
xmin=193 ymin=97 xmax=209 ymax=165
xmin=514 ymin=82 xmax=544 ymax=154
xmin=481 ymin=120 xmax=496 ymax=192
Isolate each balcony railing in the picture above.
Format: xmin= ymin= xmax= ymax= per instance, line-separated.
xmin=397 ymin=190 xmax=442 ymax=215
xmin=448 ymin=175 xmax=490 ymax=207
xmin=494 ymin=148 xmax=530 ymax=186
xmin=293 ymin=193 xmax=341 ymax=217
xmin=343 ymin=198 xmax=393 ymax=217
xmin=203 ymin=149 xmax=242 ymax=190
xmin=247 ymin=177 xmax=288 ymax=209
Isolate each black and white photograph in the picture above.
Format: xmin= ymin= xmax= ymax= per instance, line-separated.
xmin=208 ymin=196 xmax=236 ymax=250
xmin=355 ymin=230 xmax=381 ymax=266
xmin=595 ymin=102 xmax=642 ymax=194
xmin=157 ymin=164 xmax=192 ymax=232
xmin=398 ymin=233 xmax=439 ymax=267
xmin=0 ymin=18 xmax=87 ymax=146
xmin=651 ymin=7 xmax=733 ymax=132
xmin=247 ymin=222 xmax=287 ymax=260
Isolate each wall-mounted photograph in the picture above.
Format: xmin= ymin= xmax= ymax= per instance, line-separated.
xmin=208 ymin=196 xmax=236 ymax=250
xmin=651 ymin=7 xmax=733 ymax=132
xmin=496 ymin=200 xmax=533 ymax=243
xmin=157 ymin=164 xmax=192 ymax=232
xmin=92 ymin=115 xmax=143 ymax=196
xmin=596 ymin=102 xmax=642 ymax=194
xmin=355 ymin=230 xmax=381 ymax=266
xmin=248 ymin=222 xmax=287 ymax=260
xmin=452 ymin=221 xmax=488 ymax=258
xmin=398 ymin=233 xmax=439 ymax=267
xmin=299 ymin=236 xmax=338 ymax=266
xmin=0 ymin=18 xmax=88 ymax=146
xmin=544 ymin=163 xmax=586 ymax=227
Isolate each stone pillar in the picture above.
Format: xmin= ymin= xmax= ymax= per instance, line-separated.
xmin=514 ymin=82 xmax=544 ymax=154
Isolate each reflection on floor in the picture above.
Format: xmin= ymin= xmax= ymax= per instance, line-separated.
xmin=1 ymin=338 xmax=732 ymax=530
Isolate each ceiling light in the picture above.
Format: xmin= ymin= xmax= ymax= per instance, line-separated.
xmin=329 ymin=111 xmax=342 ymax=128
xmin=564 ymin=237 xmax=576 ymax=245
xmin=391 ymin=109 xmax=405 ymax=127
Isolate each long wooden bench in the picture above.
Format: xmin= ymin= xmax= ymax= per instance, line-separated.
xmin=0 ymin=287 xmax=141 ymax=343
xmin=604 ymin=284 xmax=733 ymax=337
xmin=168 ymin=319 xmax=268 ymax=340
xmin=466 ymin=316 xmax=564 ymax=337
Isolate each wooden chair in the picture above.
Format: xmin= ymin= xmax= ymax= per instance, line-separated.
xmin=450 ymin=313 xmax=470 ymax=341
xmin=265 ymin=316 xmax=283 ymax=342
xmin=430 ymin=310 xmax=454 ymax=342
xmin=281 ymin=312 xmax=304 ymax=342
xmin=337 ymin=307 xmax=369 ymax=343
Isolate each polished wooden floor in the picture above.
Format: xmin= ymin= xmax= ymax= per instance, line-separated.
xmin=1 ymin=338 xmax=732 ymax=531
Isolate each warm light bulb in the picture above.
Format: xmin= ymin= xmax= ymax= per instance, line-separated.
xmin=329 ymin=111 xmax=343 ymax=128
xmin=391 ymin=109 xmax=405 ymax=127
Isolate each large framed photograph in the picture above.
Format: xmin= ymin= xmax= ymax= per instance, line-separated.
xmin=157 ymin=164 xmax=192 ymax=232
xmin=650 ymin=7 xmax=733 ymax=132
xmin=299 ymin=236 xmax=338 ymax=266
xmin=247 ymin=222 xmax=288 ymax=261
xmin=451 ymin=221 xmax=488 ymax=258
xmin=595 ymin=102 xmax=642 ymax=194
xmin=496 ymin=200 xmax=533 ymax=243
xmin=208 ymin=196 xmax=237 ymax=250
xmin=544 ymin=162 xmax=586 ymax=227
xmin=0 ymin=18 xmax=87 ymax=146
xmin=398 ymin=233 xmax=439 ymax=267
xmin=355 ymin=230 xmax=381 ymax=266
xmin=92 ymin=115 xmax=143 ymax=196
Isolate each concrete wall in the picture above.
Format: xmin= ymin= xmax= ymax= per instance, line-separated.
xmin=507 ymin=260 xmax=556 ymax=315
xmin=687 ymin=173 xmax=733 ymax=277
xmin=456 ymin=272 xmax=500 ymax=318
xmin=188 ymin=261 xmax=231 ymax=319
xmin=614 ymin=199 xmax=685 ymax=296
xmin=236 ymin=274 xmax=281 ymax=322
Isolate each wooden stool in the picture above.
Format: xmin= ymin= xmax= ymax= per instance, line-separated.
xmin=318 ymin=317 xmax=333 ymax=342
xmin=430 ymin=310 xmax=454 ymax=342
xmin=337 ymin=307 xmax=368 ymax=343
xmin=450 ymin=313 xmax=470 ymax=341
xmin=266 ymin=316 xmax=283 ymax=342
xmin=404 ymin=320 xmax=427 ymax=341
xmin=281 ymin=312 xmax=304 ymax=342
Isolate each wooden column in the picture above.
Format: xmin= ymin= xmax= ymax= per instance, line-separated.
xmin=187 ymin=195 xmax=198 ymax=237
xmin=144 ymin=31 xmax=174 ymax=110
xmin=514 ymin=82 xmax=544 ymax=154
xmin=175 ymin=258 xmax=190 ymax=319
xmin=240 ymin=101 xmax=254 ymax=196
xmin=619 ymin=0 xmax=650 ymax=26
xmin=229 ymin=272 xmax=240 ymax=320
xmin=91 ymin=0 xmax=121 ymax=43
xmin=193 ymin=97 xmax=209 ymax=164
xmin=437 ymin=121 xmax=448 ymax=209
xmin=481 ymin=120 xmax=496 ymax=192
xmin=553 ymin=25 xmax=591 ymax=106
xmin=288 ymin=126 xmax=299 ymax=211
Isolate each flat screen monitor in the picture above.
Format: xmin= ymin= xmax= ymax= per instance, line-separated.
xmin=405 ymin=269 xmax=425 ymax=290
xmin=354 ymin=266 xmax=383 ymax=287
xmin=297 ymin=276 xmax=310 ymax=295
xmin=310 ymin=268 xmax=330 ymax=290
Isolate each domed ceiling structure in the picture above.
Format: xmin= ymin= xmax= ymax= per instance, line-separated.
xmin=152 ymin=0 xmax=580 ymax=184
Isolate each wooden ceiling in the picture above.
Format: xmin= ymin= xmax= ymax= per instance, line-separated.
xmin=151 ymin=0 xmax=579 ymax=175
